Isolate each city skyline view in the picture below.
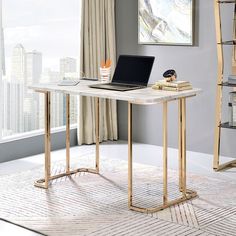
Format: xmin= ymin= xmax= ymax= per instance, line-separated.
xmin=4 ymin=43 xmax=78 ymax=81
xmin=2 ymin=43 xmax=78 ymax=137
xmin=1 ymin=0 xmax=81 ymax=138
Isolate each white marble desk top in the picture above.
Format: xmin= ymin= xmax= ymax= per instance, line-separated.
xmin=29 ymin=80 xmax=201 ymax=105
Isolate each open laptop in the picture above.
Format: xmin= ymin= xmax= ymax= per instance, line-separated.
xmin=89 ymin=55 xmax=155 ymax=91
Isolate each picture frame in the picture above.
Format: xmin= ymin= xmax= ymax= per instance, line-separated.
xmin=138 ymin=0 xmax=194 ymax=46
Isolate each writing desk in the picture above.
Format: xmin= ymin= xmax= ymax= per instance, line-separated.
xmin=30 ymin=81 xmax=201 ymax=213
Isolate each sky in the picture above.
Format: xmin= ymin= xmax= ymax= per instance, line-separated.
xmin=2 ymin=0 xmax=81 ymax=72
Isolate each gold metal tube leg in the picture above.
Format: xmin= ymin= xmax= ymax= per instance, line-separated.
xmin=44 ymin=92 xmax=51 ymax=188
xmin=213 ymin=0 xmax=223 ymax=170
xmin=181 ymin=98 xmax=187 ymax=195
xmin=66 ymin=94 xmax=70 ymax=174
xmin=95 ymin=97 xmax=100 ymax=173
xmin=128 ymin=102 xmax=133 ymax=208
xmin=178 ymin=99 xmax=183 ymax=191
xmin=213 ymin=86 xmax=222 ymax=170
xmin=163 ymin=101 xmax=168 ymax=205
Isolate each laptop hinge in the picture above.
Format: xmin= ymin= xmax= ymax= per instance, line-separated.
xmin=111 ymin=82 xmax=145 ymax=87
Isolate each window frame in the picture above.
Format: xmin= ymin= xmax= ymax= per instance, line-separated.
xmin=0 ymin=0 xmax=3 ymax=140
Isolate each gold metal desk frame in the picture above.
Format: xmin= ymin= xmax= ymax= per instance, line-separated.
xmin=128 ymin=99 xmax=197 ymax=213
xmin=35 ymin=91 xmax=197 ymax=213
xmin=34 ymin=92 xmax=100 ymax=189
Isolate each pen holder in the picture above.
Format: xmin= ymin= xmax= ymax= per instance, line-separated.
xmin=99 ymin=67 xmax=111 ymax=83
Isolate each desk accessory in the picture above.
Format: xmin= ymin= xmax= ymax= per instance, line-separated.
xmin=100 ymin=59 xmax=112 ymax=83
xmin=57 ymin=80 xmax=80 ymax=86
xmin=163 ymin=69 xmax=177 ymax=82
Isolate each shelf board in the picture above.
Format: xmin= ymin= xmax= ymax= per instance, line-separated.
xmin=218 ymin=1 xmax=236 ymax=3
xmin=220 ymin=122 xmax=236 ymax=129
xmin=219 ymin=82 xmax=236 ymax=87
xmin=218 ymin=40 xmax=236 ymax=45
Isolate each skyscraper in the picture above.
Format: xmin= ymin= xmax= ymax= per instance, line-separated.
xmin=10 ymin=81 xmax=24 ymax=133
xmin=26 ymin=50 xmax=42 ymax=85
xmin=60 ymin=57 xmax=77 ymax=76
xmin=2 ymin=78 xmax=11 ymax=136
xmin=24 ymin=50 xmax=42 ymax=131
xmin=60 ymin=57 xmax=78 ymax=125
xmin=9 ymin=46 xmax=43 ymax=133
xmin=10 ymin=44 xmax=26 ymax=133
xmin=11 ymin=44 xmax=26 ymax=82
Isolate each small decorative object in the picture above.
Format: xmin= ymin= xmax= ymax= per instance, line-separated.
xmin=100 ymin=59 xmax=112 ymax=83
xmin=163 ymin=69 xmax=177 ymax=82
xmin=229 ymin=92 xmax=236 ymax=126
xmin=138 ymin=0 xmax=194 ymax=45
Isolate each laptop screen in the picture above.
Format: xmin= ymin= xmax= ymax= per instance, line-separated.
xmin=112 ymin=55 xmax=155 ymax=86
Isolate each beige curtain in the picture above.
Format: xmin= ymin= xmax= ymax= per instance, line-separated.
xmin=78 ymin=0 xmax=118 ymax=145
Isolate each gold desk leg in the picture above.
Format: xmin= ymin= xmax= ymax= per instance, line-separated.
xmin=66 ymin=94 xmax=70 ymax=174
xmin=128 ymin=102 xmax=133 ymax=208
xmin=178 ymin=100 xmax=183 ymax=192
xmin=34 ymin=95 xmax=100 ymax=189
xmin=96 ymin=97 xmax=100 ymax=173
xmin=129 ymin=100 xmax=197 ymax=214
xmin=181 ymin=98 xmax=187 ymax=196
xmin=163 ymin=101 xmax=168 ymax=205
xmin=45 ymin=92 xmax=51 ymax=188
xmin=35 ymin=92 xmax=51 ymax=189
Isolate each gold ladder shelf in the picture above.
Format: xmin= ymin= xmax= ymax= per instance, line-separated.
xmin=213 ymin=0 xmax=236 ymax=171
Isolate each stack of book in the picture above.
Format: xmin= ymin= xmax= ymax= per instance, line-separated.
xmin=152 ymin=80 xmax=192 ymax=91
xmin=228 ymin=75 xmax=236 ymax=84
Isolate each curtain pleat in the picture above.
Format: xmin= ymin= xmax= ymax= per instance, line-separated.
xmin=78 ymin=0 xmax=118 ymax=145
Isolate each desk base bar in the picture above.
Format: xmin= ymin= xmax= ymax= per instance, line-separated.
xmin=34 ymin=168 xmax=99 ymax=189
xmin=214 ymin=159 xmax=236 ymax=171
xmin=129 ymin=189 xmax=197 ymax=214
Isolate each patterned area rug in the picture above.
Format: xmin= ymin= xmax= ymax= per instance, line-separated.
xmin=0 ymin=152 xmax=236 ymax=236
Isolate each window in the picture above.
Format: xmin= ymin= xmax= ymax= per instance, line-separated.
xmin=0 ymin=0 xmax=81 ymax=140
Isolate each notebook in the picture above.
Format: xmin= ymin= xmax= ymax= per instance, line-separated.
xmin=89 ymin=55 xmax=155 ymax=91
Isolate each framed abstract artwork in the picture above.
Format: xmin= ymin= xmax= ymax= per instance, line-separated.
xmin=138 ymin=0 xmax=194 ymax=45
